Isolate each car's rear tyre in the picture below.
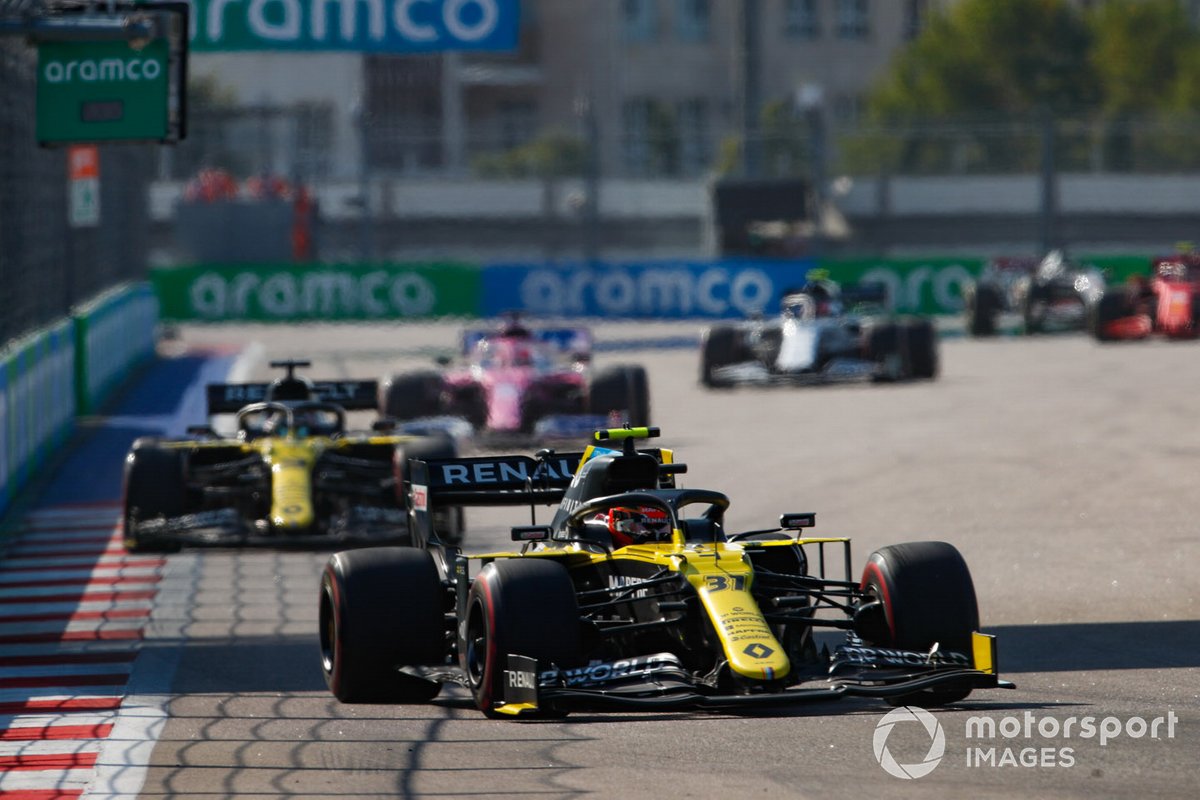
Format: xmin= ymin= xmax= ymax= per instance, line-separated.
xmin=904 ymin=319 xmax=939 ymax=379
xmin=122 ymin=443 xmax=186 ymax=554
xmin=1022 ymin=287 xmax=1047 ymax=335
xmin=320 ymin=547 xmax=445 ymax=704
xmin=963 ymin=283 xmax=1000 ymax=337
xmin=866 ymin=322 xmax=909 ymax=381
xmin=860 ymin=541 xmax=979 ymax=706
xmin=379 ymin=371 xmax=444 ymax=420
xmin=462 ymin=558 xmax=582 ymax=717
xmin=700 ymin=325 xmax=743 ymax=387
xmin=589 ymin=365 xmax=651 ymax=426
xmin=1090 ymin=291 xmax=1132 ymax=342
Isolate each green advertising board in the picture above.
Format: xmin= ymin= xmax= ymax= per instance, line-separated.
xmin=36 ymin=38 xmax=171 ymax=143
xmin=817 ymin=257 xmax=986 ymax=315
xmin=151 ymin=263 xmax=481 ymax=322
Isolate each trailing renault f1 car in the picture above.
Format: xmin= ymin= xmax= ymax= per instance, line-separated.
xmin=122 ymin=360 xmax=462 ymax=552
xmin=378 ymin=317 xmax=650 ymax=442
xmin=700 ymin=277 xmax=938 ymax=387
xmin=318 ymin=427 xmax=1011 ymax=717
xmin=1090 ymin=252 xmax=1200 ymax=341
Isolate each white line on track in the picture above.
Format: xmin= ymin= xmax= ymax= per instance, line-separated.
xmin=0 ymin=583 xmax=159 ymax=601
xmin=0 ymin=683 xmax=132 ymax=702
xmin=0 ymin=739 xmax=104 ymax=756
xmin=0 ymin=714 xmax=117 ymax=729
xmin=0 ymin=600 xmax=153 ymax=617
xmin=0 ymin=768 xmax=95 ymax=792
xmin=0 ymin=567 xmax=161 ymax=584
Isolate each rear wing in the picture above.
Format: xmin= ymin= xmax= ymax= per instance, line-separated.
xmin=206 ymin=380 xmax=380 ymax=414
xmin=407 ymin=453 xmax=586 ymax=509
xmin=404 ymin=445 xmax=676 ymax=549
xmin=460 ymin=327 xmax=592 ymax=356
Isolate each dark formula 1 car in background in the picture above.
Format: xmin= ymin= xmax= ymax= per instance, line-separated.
xmin=378 ymin=317 xmax=650 ymax=441
xmin=1090 ymin=252 xmax=1200 ymax=341
xmin=122 ymin=360 xmax=461 ymax=552
xmin=700 ymin=277 xmax=938 ymax=387
xmin=962 ymin=251 xmax=1104 ymax=336
xmin=318 ymin=427 xmax=1011 ymax=717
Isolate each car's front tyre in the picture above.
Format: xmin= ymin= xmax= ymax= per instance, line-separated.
xmin=462 ymin=558 xmax=582 ymax=717
xmin=122 ymin=442 xmax=186 ymax=554
xmin=860 ymin=541 xmax=979 ymax=706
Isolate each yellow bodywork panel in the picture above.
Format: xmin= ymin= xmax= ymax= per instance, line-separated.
xmin=972 ymin=632 xmax=997 ymax=674
xmin=679 ymin=544 xmax=791 ymax=681
xmin=260 ymin=439 xmax=319 ymax=531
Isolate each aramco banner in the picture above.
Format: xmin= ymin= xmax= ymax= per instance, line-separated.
xmin=151 ymin=262 xmax=479 ymax=321
xmin=186 ymin=0 xmax=520 ymax=52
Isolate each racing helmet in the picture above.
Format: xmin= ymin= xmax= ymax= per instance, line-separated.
xmin=606 ymin=505 xmax=671 ymax=547
xmin=267 ymin=375 xmax=315 ymax=402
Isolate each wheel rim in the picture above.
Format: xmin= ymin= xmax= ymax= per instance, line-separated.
xmin=464 ymin=600 xmax=488 ymax=688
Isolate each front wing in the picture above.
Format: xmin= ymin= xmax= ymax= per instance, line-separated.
xmin=126 ymin=507 xmax=412 ymax=548
xmin=709 ymin=358 xmax=880 ymax=387
xmin=489 ymin=633 xmax=1013 ymax=716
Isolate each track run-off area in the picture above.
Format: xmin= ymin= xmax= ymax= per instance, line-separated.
xmin=0 ymin=321 xmax=1196 ymax=799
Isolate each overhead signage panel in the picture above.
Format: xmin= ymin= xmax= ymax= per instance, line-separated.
xmin=37 ymin=39 xmax=172 ymax=143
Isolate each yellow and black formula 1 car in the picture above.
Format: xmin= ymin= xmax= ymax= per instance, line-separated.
xmin=121 ymin=360 xmax=462 ymax=552
xmin=318 ymin=427 xmax=1012 ymax=716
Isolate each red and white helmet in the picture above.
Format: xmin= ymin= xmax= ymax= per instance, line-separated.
xmin=605 ymin=506 xmax=671 ymax=547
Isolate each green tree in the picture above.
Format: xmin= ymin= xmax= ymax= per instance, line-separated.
xmin=1086 ymin=0 xmax=1200 ymax=170
xmin=869 ymin=0 xmax=1097 ymax=121
xmin=1088 ymin=0 xmax=1197 ymax=116
xmin=472 ymin=132 xmax=587 ymax=178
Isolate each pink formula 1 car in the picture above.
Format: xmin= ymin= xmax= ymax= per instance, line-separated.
xmin=1091 ymin=254 xmax=1200 ymax=341
xmin=378 ymin=319 xmax=650 ymax=441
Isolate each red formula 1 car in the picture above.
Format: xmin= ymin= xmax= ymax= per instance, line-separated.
xmin=378 ymin=317 xmax=650 ymax=442
xmin=1091 ymin=253 xmax=1200 ymax=341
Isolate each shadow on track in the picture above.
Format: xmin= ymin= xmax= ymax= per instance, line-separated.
xmin=989 ymin=620 xmax=1200 ymax=672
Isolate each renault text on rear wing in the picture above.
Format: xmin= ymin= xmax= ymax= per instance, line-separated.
xmin=206 ymin=380 xmax=380 ymax=414
xmin=406 ymin=453 xmax=586 ymax=508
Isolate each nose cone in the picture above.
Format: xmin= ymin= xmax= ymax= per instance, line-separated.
xmin=270 ymin=461 xmax=315 ymax=532
xmin=487 ymin=379 xmax=524 ymax=431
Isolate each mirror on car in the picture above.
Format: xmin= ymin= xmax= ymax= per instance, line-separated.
xmin=511 ymin=525 xmax=552 ymax=542
xmin=780 ymin=512 xmax=816 ymax=529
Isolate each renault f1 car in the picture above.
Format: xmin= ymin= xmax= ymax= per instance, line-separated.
xmin=122 ymin=361 xmax=461 ymax=552
xmin=318 ymin=427 xmax=1011 ymax=716
xmin=700 ymin=280 xmax=938 ymax=387
xmin=1090 ymin=252 xmax=1200 ymax=341
xmin=378 ymin=317 xmax=650 ymax=441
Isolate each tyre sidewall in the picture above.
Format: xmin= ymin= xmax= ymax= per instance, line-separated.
xmin=462 ymin=558 xmax=581 ymax=713
xmin=321 ymin=547 xmax=444 ymax=703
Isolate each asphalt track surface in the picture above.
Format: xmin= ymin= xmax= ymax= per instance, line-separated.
xmin=3 ymin=321 xmax=1199 ymax=799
